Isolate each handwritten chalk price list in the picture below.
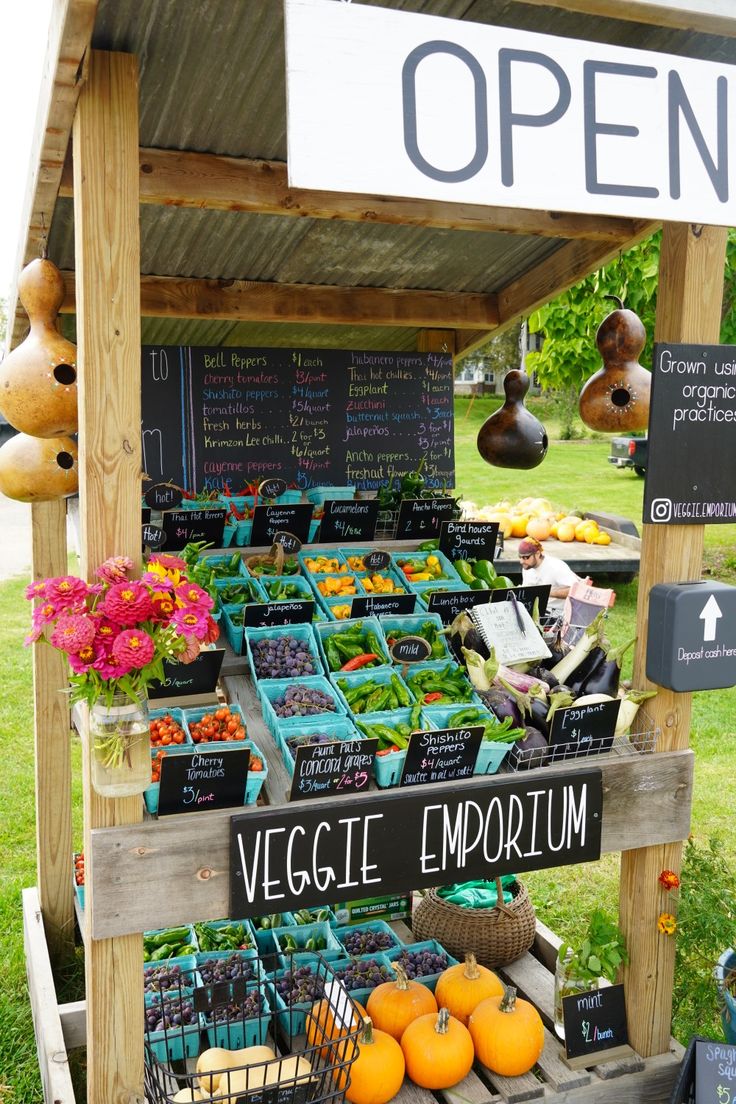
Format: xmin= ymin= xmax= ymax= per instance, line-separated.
xmin=289 ymin=738 xmax=379 ymax=802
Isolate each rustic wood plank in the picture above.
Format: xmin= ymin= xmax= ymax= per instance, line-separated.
xmin=87 ymin=748 xmax=693 ymax=939
xmin=73 ymin=49 xmax=144 ymax=1104
xmin=516 ymin=0 xmax=736 ymax=36
xmin=22 ymin=887 xmax=77 ymax=1104
xmin=537 ymin=1031 xmax=592 ymax=1091
xmin=31 ymin=498 xmax=75 ymax=966
xmin=58 ymin=146 xmax=642 ymax=243
xmin=549 ymin=1049 xmax=682 ymax=1102
xmin=440 ymin=1072 xmax=503 ymax=1104
xmin=58 ymin=270 xmax=499 ymax=330
xmin=59 ymin=1000 xmax=87 ymax=1050
xmin=591 ymin=1051 xmax=645 ymax=1078
xmin=532 ymin=918 xmax=563 ymax=974
xmin=475 ymin=1059 xmax=544 ymax=1102
xmin=621 ymin=222 xmax=727 ymax=1058
xmin=7 ymin=0 xmax=97 ymax=352
xmin=393 ymin=1082 xmax=437 ymax=1104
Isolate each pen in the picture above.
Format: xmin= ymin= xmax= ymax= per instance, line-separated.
xmin=509 ymin=591 xmax=526 ymax=637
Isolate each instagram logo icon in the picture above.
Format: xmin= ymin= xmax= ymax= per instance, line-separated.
xmin=650 ymin=498 xmax=672 ymax=523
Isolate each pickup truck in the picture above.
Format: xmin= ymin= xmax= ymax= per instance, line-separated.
xmin=608 ymin=435 xmax=648 ymax=476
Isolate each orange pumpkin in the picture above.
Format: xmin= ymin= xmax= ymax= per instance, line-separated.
xmin=336 ymin=1018 xmax=405 ymax=1104
xmin=306 ymin=997 xmax=367 ymax=1059
xmin=525 ymin=517 xmax=552 ymax=542
xmin=366 ymin=963 xmax=437 ymax=1041
xmin=434 ymin=954 xmax=503 ymax=1026
xmin=468 ymin=985 xmax=544 ymax=1077
xmin=401 ymin=1007 xmax=474 ymax=1089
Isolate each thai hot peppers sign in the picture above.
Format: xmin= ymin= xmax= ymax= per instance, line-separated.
xmin=285 ymin=0 xmax=735 ymax=226
xmin=230 ymin=769 xmax=602 ymax=916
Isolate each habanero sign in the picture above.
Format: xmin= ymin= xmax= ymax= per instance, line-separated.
xmin=284 ymin=0 xmax=734 ymax=226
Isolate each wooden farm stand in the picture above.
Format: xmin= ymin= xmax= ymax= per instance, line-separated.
xmin=8 ymin=2 xmax=734 ymax=1102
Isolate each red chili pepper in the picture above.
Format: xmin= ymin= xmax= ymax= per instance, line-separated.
xmin=340 ymin=653 xmax=379 ymax=671
xmin=376 ymin=746 xmax=400 ymax=756
xmin=423 ymin=692 xmax=443 ymax=704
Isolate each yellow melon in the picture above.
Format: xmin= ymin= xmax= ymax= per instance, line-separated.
xmin=526 ymin=517 xmax=551 ymax=542
xmin=594 ymin=531 xmax=612 ymax=545
xmin=510 ymin=514 xmax=530 ymax=538
xmin=556 ymin=522 xmax=576 ymax=542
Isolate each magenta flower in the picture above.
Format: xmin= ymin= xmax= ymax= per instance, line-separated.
xmin=111 ymin=628 xmax=155 ymax=670
xmin=50 ymin=613 xmax=97 ymax=655
xmin=25 ymin=579 xmax=48 ymax=601
xmin=177 ymin=635 xmax=202 ymax=664
xmin=44 ymin=576 xmax=91 ymax=610
xmin=149 ymin=552 xmax=187 ymax=572
xmin=100 ymin=581 xmax=153 ymax=626
xmin=174 ymin=582 xmax=214 ymax=612
xmin=171 ymin=606 xmax=210 ymax=638
xmin=92 ymin=653 xmax=128 ymax=680
xmin=96 ymin=556 xmax=134 ymax=585
xmin=68 ymin=641 xmax=104 ymax=674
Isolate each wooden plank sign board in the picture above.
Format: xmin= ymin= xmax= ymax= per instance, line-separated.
xmin=161 ymin=508 xmax=226 ymax=550
xmin=318 ymin=499 xmax=379 ymax=542
xmin=158 ymin=747 xmax=251 ymax=816
xmin=471 ymin=602 xmax=551 ymax=665
xmin=562 ymin=983 xmax=633 ymax=1068
xmin=289 ymin=738 xmax=379 ymax=801
xmin=439 ymin=521 xmax=498 ymax=562
xmin=396 ymin=497 xmax=455 ymax=539
xmin=695 ymin=1039 xmax=736 ymax=1102
xmin=400 ymin=726 xmax=483 ymax=787
xmin=148 ymin=648 xmax=225 ymax=699
xmin=549 ymin=699 xmax=621 ymax=762
xmin=230 ymin=768 xmax=602 ymax=915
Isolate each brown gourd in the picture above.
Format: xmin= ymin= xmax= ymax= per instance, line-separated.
xmin=477 ymin=370 xmax=548 ymax=469
xmin=578 ymin=295 xmax=650 ymax=431
xmin=0 ymin=258 xmax=78 ymax=437
xmin=0 ymin=433 xmax=78 ymax=502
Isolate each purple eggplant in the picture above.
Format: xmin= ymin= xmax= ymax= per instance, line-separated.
xmin=480 ymin=687 xmax=524 ymax=729
xmin=567 ymin=645 xmax=606 ymax=695
xmin=579 ymin=636 xmax=636 ymax=697
xmin=528 ymin=694 xmax=550 ymax=739
xmin=513 ymin=727 xmax=549 ymax=770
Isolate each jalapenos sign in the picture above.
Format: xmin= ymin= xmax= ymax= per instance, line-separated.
xmin=285 ymin=0 xmax=736 ymax=226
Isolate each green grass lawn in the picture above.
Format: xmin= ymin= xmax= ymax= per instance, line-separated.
xmin=1 ymin=395 xmax=734 ymax=1099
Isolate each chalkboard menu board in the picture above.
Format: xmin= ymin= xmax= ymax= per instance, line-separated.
xmin=400 ymin=726 xmax=483 ymax=786
xmin=141 ymin=346 xmax=454 ymax=494
xmin=695 ymin=1038 xmax=736 ymax=1103
xmin=562 ymin=983 xmax=631 ymax=1066
xmin=289 ymin=738 xmax=378 ymax=801
xmin=158 ymin=747 xmax=251 ymax=816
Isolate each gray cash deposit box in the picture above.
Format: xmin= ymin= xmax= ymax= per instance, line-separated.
xmin=646 ymin=580 xmax=736 ymax=692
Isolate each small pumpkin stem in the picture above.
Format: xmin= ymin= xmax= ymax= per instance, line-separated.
xmin=499 ymin=985 xmax=517 ymax=1014
xmin=392 ymin=963 xmax=410 ymax=990
xmin=435 ymin=1007 xmax=451 ymax=1035
xmin=360 ymin=1017 xmax=374 ymax=1045
xmin=463 ymin=952 xmax=481 ymax=980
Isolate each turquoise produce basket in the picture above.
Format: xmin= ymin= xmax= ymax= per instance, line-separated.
xmin=306 ymin=486 xmax=355 ymax=506
xmin=148 ymin=706 xmax=193 ymax=751
xmin=290 ymin=906 xmax=337 ymax=926
xmin=259 ymin=574 xmax=314 ymax=603
xmin=420 ymin=704 xmax=514 ymax=775
xmin=198 ymin=551 xmax=248 ymax=581
xmin=334 ymin=920 xmax=401 ymax=957
xmin=221 ymin=522 xmax=236 ymax=548
xmin=194 ymin=917 xmax=256 ymax=953
xmin=267 ymin=963 xmax=324 ymax=1035
xmin=182 ymin=703 xmax=250 ymax=749
xmin=196 ymin=948 xmax=259 ymax=986
xmin=202 ymin=986 xmax=271 ymax=1050
xmin=380 ymin=612 xmax=450 ymax=662
xmin=320 ymin=594 xmax=362 ymax=621
xmin=385 ymin=941 xmax=459 ymax=992
xmin=316 ymin=617 xmax=390 ymax=673
xmin=258 ymin=675 xmax=347 ymax=737
xmin=329 ymin=955 xmax=395 ymax=1007
xmin=144 ymin=744 xmax=197 ymax=816
xmin=353 ymin=708 xmax=417 ymax=787
xmin=144 ymin=993 xmax=202 ymax=1063
xmin=403 ymin=660 xmax=479 ymax=707
xmin=234 ymin=519 xmax=254 ymax=547
xmin=144 ymin=954 xmax=199 ymax=998
xmin=144 ymin=924 xmax=199 ymax=959
xmin=245 ymin=622 xmax=323 ymax=683
xmin=391 ymin=549 xmax=461 ymax=585
xmin=298 ymin=548 xmax=349 ymax=574
xmin=145 ymin=739 xmax=266 ymax=814
xmin=331 ymin=668 xmax=412 ymax=717
xmin=250 ymin=915 xmax=296 ymax=955
xmin=278 ymin=716 xmax=361 ymax=776
xmin=272 ymin=921 xmax=342 ymax=967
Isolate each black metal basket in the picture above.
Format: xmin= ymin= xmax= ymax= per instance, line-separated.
xmin=143 ymin=951 xmax=362 ymax=1104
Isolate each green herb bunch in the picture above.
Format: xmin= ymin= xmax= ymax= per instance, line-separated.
xmin=559 ymin=909 xmax=629 ymax=985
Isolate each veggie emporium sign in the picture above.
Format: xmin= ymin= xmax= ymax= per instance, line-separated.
xmin=285 ymin=0 xmax=734 ymax=225
xmin=230 ymin=769 xmax=602 ymax=915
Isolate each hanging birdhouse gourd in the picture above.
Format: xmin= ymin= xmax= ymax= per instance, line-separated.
xmin=578 ymin=296 xmax=650 ymax=432
xmin=477 ymin=369 xmax=548 ymax=470
xmin=0 ymin=433 xmax=78 ymax=502
xmin=0 ymin=258 xmax=78 ymax=437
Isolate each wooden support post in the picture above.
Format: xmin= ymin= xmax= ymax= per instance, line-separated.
xmin=620 ymin=222 xmax=727 ymax=1058
xmin=73 ymin=50 xmax=144 ymax=1104
xmin=31 ymin=498 xmax=74 ymax=966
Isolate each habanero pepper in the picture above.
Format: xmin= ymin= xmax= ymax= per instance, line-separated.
xmin=340 ymin=653 xmax=379 ymax=671
xmin=423 ymin=691 xmax=444 ymax=704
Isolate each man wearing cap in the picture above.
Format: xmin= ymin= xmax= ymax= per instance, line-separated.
xmin=517 ymin=537 xmax=582 ymax=613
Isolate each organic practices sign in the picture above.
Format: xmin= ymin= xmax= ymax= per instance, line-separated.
xmin=285 ymin=0 xmax=735 ymax=226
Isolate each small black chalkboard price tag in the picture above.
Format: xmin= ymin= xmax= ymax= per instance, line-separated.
xmin=427 ymin=588 xmax=493 ymax=624
xmin=396 ymin=498 xmax=456 ymax=539
xmin=363 ymin=549 xmax=391 ymax=571
xmin=142 ymin=523 xmax=166 ymax=549
xmin=289 ymin=738 xmax=379 ymax=802
xmin=141 ymin=507 xmax=152 ymax=525
xmin=243 ymin=600 xmax=315 ymax=628
xmin=161 ymin=508 xmax=226 ymax=551
xmin=562 ymin=983 xmax=632 ymax=1068
xmin=439 ymin=521 xmax=499 ymax=562
xmin=272 ymin=531 xmax=302 ymax=554
xmin=695 ymin=1038 xmax=736 ymax=1104
xmin=144 ymin=482 xmax=184 ymax=510
xmin=148 ymin=648 xmax=225 ymax=699
xmin=389 ymin=636 xmax=432 ymax=664
xmin=491 ymin=584 xmax=551 ymax=618
xmin=549 ymin=699 xmax=621 ymax=761
xmin=351 ymin=593 xmax=417 ymax=618
xmin=259 ymin=477 xmax=288 ymax=500
xmin=250 ymin=504 xmax=314 ymax=547
xmin=158 ymin=746 xmax=251 ymax=817
xmin=400 ymin=726 xmax=483 ymax=787
xmin=319 ymin=499 xmax=379 ymax=543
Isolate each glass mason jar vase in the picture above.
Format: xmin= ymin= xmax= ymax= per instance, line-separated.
xmin=554 ymin=949 xmax=600 ymax=1040
xmin=89 ymin=691 xmax=150 ymax=798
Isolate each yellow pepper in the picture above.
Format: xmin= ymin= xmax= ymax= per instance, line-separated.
xmin=409 ymin=571 xmax=432 ymax=581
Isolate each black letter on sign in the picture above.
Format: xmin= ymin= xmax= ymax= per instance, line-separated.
xmin=583 ymin=61 xmax=659 ymax=197
xmin=668 ymin=71 xmax=728 ymax=202
xmin=402 ymin=40 xmax=488 ymax=183
xmin=498 ymin=49 xmax=571 ymax=187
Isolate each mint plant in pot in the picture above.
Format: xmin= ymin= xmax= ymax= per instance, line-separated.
xmin=554 ymin=910 xmax=628 ymax=1040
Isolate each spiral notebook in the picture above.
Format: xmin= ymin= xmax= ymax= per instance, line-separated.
xmin=471 ymin=600 xmax=551 ymax=667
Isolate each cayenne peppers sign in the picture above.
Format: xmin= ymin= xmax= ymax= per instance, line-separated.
xmin=285 ymin=0 xmax=734 ymax=226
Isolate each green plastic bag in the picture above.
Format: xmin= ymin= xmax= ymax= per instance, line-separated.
xmin=436 ymin=875 xmax=516 ymax=909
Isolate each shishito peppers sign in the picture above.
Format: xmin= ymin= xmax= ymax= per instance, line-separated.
xmin=230 ymin=770 xmax=602 ymax=916
xmin=285 ymin=0 xmax=734 ymax=226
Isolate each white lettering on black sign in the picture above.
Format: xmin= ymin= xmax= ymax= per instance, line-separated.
xmin=400 ymin=726 xmax=483 ymax=787
xmin=159 ymin=747 xmax=250 ymax=817
xmin=161 ymin=509 xmax=226 ymax=551
xmin=319 ymin=499 xmax=379 ymax=542
xmin=396 ymin=498 xmax=456 ymax=539
xmin=148 ymin=649 xmax=225 ymax=699
xmin=549 ymin=699 xmax=621 ymax=761
xmin=251 ymin=505 xmax=314 ymax=546
xmin=439 ymin=521 xmax=498 ymax=562
xmin=427 ymin=588 xmax=492 ymax=624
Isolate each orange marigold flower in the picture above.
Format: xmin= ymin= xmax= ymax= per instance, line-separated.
xmin=658 ymin=870 xmax=681 ymax=891
xmin=657 ymin=912 xmax=677 ymax=935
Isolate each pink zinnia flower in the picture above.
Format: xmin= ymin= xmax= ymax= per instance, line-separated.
xmin=171 ymin=606 xmax=209 ymax=638
xmin=112 ymin=628 xmax=155 ymax=670
xmin=50 ymin=613 xmax=97 ymax=655
xmin=68 ymin=641 xmax=104 ymax=674
xmin=174 ymin=582 xmax=214 ymax=612
xmin=93 ymin=653 xmax=128 ymax=680
xmin=150 ymin=589 xmax=177 ymax=621
xmin=177 ymin=635 xmax=202 ymax=664
xmin=149 ymin=552 xmax=187 ymax=572
xmin=96 ymin=556 xmax=134 ymax=585
xmin=204 ymin=616 xmax=220 ymax=644
xmin=25 ymin=579 xmax=48 ymax=601
xmin=45 ymin=576 xmax=91 ymax=610
xmin=101 ymin=581 xmax=153 ymax=626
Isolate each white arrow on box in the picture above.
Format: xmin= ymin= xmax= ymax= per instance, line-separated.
xmin=699 ymin=595 xmax=723 ymax=641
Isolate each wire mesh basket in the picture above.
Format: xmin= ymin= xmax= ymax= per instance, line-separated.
xmin=505 ymin=707 xmax=659 ymax=770
xmin=144 ymin=951 xmax=362 ymax=1104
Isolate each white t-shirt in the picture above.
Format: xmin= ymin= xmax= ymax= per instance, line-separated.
xmin=522 ymin=554 xmax=580 ymax=612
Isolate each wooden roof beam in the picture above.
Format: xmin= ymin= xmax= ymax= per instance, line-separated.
xmin=515 ymin=0 xmax=736 ymax=37
xmin=58 ymin=146 xmax=641 ymax=243
xmin=58 ymin=271 xmax=499 ymax=330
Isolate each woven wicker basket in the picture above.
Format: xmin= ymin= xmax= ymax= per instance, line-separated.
xmin=244 ymin=542 xmax=285 ymax=577
xmin=412 ymin=878 xmax=536 ymax=969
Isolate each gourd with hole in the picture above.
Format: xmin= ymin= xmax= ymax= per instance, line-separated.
xmin=366 ymin=963 xmax=437 ymax=1041
xmin=0 ymin=433 xmax=78 ymax=502
xmin=578 ymin=296 xmax=650 ymax=431
xmin=434 ymin=953 xmax=503 ymax=1026
xmin=468 ymin=984 xmax=544 ymax=1076
xmin=0 ymin=258 xmax=78 ymax=437
xmin=477 ymin=370 xmax=548 ymax=469
xmin=400 ymin=1007 xmax=474 ymax=1089
xmin=334 ymin=1017 xmax=405 ymax=1104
